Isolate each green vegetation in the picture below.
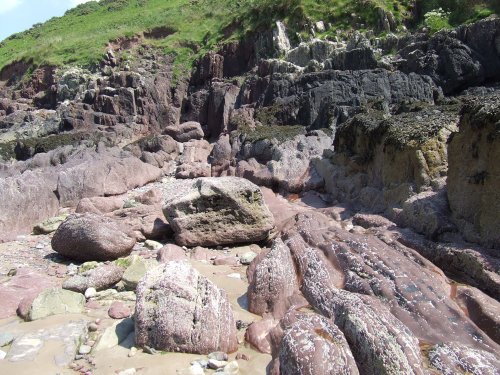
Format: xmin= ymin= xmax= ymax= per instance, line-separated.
xmin=237 ymin=124 xmax=305 ymax=143
xmin=0 ymin=0 xmax=497 ymax=76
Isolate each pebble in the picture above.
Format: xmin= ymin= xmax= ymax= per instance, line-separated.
xmin=188 ymin=363 xmax=205 ymax=375
xmin=191 ymin=359 xmax=208 ymax=368
xmin=239 ymin=251 xmax=257 ymax=265
xmin=0 ymin=349 xmax=6 ymax=360
xmin=35 ymin=243 xmax=45 ymax=249
xmin=108 ymin=301 xmax=131 ymax=319
xmin=79 ymin=345 xmax=92 ymax=355
xmin=118 ymin=368 xmax=136 ymax=375
xmin=208 ymin=359 xmax=228 ymax=370
xmin=85 ymin=287 xmax=97 ymax=299
xmin=227 ymin=273 xmax=241 ymax=279
xmin=208 ymin=352 xmax=228 ymax=361
xmin=143 ymin=345 xmax=157 ymax=355
xmin=86 ymin=340 xmax=95 ymax=347
xmin=144 ymin=240 xmax=163 ymax=250
xmin=128 ymin=347 xmax=137 ymax=357
xmin=88 ymin=323 xmax=99 ymax=332
xmin=223 ymin=361 xmax=239 ymax=374
xmin=235 ymin=353 xmax=249 ymax=361
xmin=0 ymin=332 xmax=15 ymax=347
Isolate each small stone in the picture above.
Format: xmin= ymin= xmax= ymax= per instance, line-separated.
xmin=0 ymin=350 xmax=6 ymax=360
xmin=227 ymin=273 xmax=241 ymax=279
xmin=84 ymin=288 xmax=97 ymax=299
xmin=239 ymin=252 xmax=257 ymax=265
xmin=128 ymin=347 xmax=137 ymax=357
xmin=86 ymin=340 xmax=95 ymax=347
xmin=223 ymin=361 xmax=239 ymax=374
xmin=35 ymin=243 xmax=45 ymax=249
xmin=0 ymin=332 xmax=15 ymax=347
xmin=191 ymin=359 xmax=208 ymax=368
xmin=108 ymin=301 xmax=131 ymax=319
xmin=143 ymin=345 xmax=157 ymax=355
xmin=75 ymin=354 xmax=84 ymax=360
xmin=208 ymin=352 xmax=228 ymax=361
xmin=79 ymin=345 xmax=92 ymax=355
xmin=144 ymin=240 xmax=163 ymax=250
xmin=208 ymin=359 xmax=228 ymax=370
xmin=235 ymin=353 xmax=249 ymax=361
xmin=188 ymin=363 xmax=205 ymax=375
xmin=118 ymin=368 xmax=136 ymax=375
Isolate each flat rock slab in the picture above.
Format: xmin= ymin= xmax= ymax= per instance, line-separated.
xmin=29 ymin=288 xmax=85 ymax=321
xmin=163 ymin=177 xmax=275 ymax=247
xmin=6 ymin=320 xmax=87 ymax=366
xmin=0 ymin=268 xmax=55 ymax=319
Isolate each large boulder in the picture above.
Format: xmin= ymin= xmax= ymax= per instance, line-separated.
xmin=135 ymin=262 xmax=238 ymax=354
xmin=447 ymin=94 xmax=500 ymax=248
xmin=163 ymin=177 xmax=274 ymax=246
xmin=51 ymin=213 xmax=136 ymax=261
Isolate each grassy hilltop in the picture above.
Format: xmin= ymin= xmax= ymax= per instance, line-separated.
xmin=0 ymin=0 xmax=497 ymax=73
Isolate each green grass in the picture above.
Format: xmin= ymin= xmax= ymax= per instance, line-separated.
xmin=0 ymin=0 xmax=497 ymax=76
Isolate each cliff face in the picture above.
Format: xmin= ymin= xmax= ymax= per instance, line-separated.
xmin=448 ymin=95 xmax=500 ymax=248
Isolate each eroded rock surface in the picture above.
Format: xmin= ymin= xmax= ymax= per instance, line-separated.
xmin=163 ymin=177 xmax=274 ymax=246
xmin=135 ymin=262 xmax=238 ymax=354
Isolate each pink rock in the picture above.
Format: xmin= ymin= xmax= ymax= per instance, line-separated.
xmin=108 ymin=301 xmax=131 ymax=319
xmin=0 ymin=268 xmax=55 ymax=319
xmin=213 ymin=256 xmax=240 ymax=266
xmin=76 ymin=196 xmax=126 ymax=215
xmin=191 ymin=247 xmax=218 ymax=262
xmin=85 ymin=301 xmax=101 ymax=310
xmin=157 ymin=244 xmax=187 ymax=263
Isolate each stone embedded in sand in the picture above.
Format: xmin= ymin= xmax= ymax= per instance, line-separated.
xmin=51 ymin=213 xmax=136 ymax=261
xmin=108 ymin=301 xmax=131 ymax=319
xmin=163 ymin=177 xmax=275 ymax=247
xmin=278 ymin=312 xmax=359 ymax=375
xmin=135 ymin=262 xmax=237 ymax=354
xmin=63 ymin=263 xmax=124 ymax=293
xmin=156 ymin=244 xmax=187 ymax=263
xmin=28 ymin=288 xmax=85 ymax=321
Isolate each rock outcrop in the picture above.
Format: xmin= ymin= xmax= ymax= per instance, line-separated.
xmin=51 ymin=213 xmax=136 ymax=261
xmin=163 ymin=177 xmax=275 ymax=246
xmin=135 ymin=262 xmax=238 ymax=354
xmin=447 ymin=94 xmax=500 ymax=248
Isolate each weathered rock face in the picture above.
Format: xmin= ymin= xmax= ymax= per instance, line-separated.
xmin=234 ymin=131 xmax=332 ymax=193
xmin=62 ymin=263 xmax=124 ymax=293
xmin=246 ymin=208 xmax=500 ymax=373
xmin=247 ymin=238 xmax=299 ymax=317
xmin=51 ymin=213 xmax=136 ymax=261
xmin=135 ymin=262 xmax=238 ymax=354
xmin=398 ymin=18 xmax=500 ymax=94
xmin=447 ymin=94 xmax=500 ymax=248
xmin=163 ymin=177 xmax=275 ymax=246
xmin=0 ymin=171 xmax=59 ymax=242
xmin=57 ymin=148 xmax=162 ymax=207
xmin=315 ymin=104 xmax=458 ymax=238
xmin=277 ymin=312 xmax=359 ymax=375
xmin=164 ymin=121 xmax=204 ymax=143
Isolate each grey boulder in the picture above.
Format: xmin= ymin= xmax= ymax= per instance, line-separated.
xmin=163 ymin=177 xmax=274 ymax=246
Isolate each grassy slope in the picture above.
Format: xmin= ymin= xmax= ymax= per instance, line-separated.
xmin=0 ymin=0 xmax=497 ymax=73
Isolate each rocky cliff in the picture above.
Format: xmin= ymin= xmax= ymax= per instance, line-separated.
xmin=0 ymin=8 xmax=499 ymax=375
